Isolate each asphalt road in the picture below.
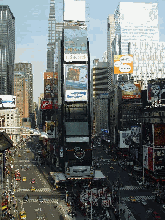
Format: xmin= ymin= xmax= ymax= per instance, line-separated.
xmin=92 ymin=145 xmax=165 ymax=220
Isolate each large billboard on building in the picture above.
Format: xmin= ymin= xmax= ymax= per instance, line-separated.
xmin=0 ymin=95 xmax=16 ymax=108
xmin=45 ymin=121 xmax=55 ymax=139
xmin=64 ymin=27 xmax=88 ymax=62
xmin=154 ymin=124 xmax=165 ymax=147
xmin=114 ymin=55 xmax=133 ymax=74
xmin=147 ymin=79 xmax=165 ymax=102
xmin=131 ymin=126 xmax=141 ymax=144
xmin=120 ymin=82 xmax=141 ymax=99
xmin=44 ymin=72 xmax=58 ymax=99
xmin=142 ymin=124 xmax=153 ymax=145
xmin=64 ymin=0 xmax=85 ymax=22
xmin=41 ymin=100 xmax=58 ymax=110
xmin=64 ymin=64 xmax=88 ymax=102
xmin=120 ymin=130 xmax=131 ymax=148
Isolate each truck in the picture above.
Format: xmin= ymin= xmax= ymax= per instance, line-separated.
xmin=50 ymin=172 xmax=66 ymax=189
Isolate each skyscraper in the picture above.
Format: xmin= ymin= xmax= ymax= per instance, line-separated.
xmin=46 ymin=0 xmax=56 ymax=72
xmin=0 ymin=5 xmax=15 ymax=95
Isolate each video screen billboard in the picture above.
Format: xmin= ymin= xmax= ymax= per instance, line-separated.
xmin=120 ymin=82 xmax=141 ymax=99
xmin=64 ymin=0 xmax=85 ymax=22
xmin=44 ymin=72 xmax=58 ymax=99
xmin=0 ymin=95 xmax=16 ymax=108
xmin=114 ymin=55 xmax=133 ymax=74
xmin=64 ymin=28 xmax=88 ymax=62
xmin=41 ymin=100 xmax=58 ymax=110
xmin=147 ymin=79 xmax=165 ymax=102
xmin=64 ymin=64 xmax=88 ymax=102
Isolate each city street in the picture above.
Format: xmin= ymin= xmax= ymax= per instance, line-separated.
xmin=92 ymin=144 xmax=165 ymax=220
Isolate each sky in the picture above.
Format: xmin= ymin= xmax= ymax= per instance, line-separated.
xmin=0 ymin=0 xmax=165 ymax=103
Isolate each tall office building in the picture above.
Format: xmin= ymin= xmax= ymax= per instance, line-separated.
xmin=109 ymin=2 xmax=164 ymax=89
xmin=46 ymin=0 xmax=56 ymax=72
xmin=0 ymin=5 xmax=15 ymax=95
xmin=14 ymin=63 xmax=33 ymax=126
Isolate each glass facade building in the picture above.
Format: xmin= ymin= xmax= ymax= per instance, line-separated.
xmin=0 ymin=5 xmax=15 ymax=95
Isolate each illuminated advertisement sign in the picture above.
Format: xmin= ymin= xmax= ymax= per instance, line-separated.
xmin=120 ymin=130 xmax=131 ymax=148
xmin=44 ymin=72 xmax=58 ymax=99
xmin=131 ymin=126 xmax=141 ymax=144
xmin=120 ymin=82 xmax=141 ymax=99
xmin=64 ymin=0 xmax=85 ymax=22
xmin=0 ymin=95 xmax=16 ymax=108
xmin=142 ymin=124 xmax=153 ymax=145
xmin=154 ymin=124 xmax=165 ymax=147
xmin=64 ymin=64 xmax=88 ymax=101
xmin=154 ymin=148 xmax=165 ymax=171
xmin=64 ymin=28 xmax=88 ymax=62
xmin=148 ymin=147 xmax=153 ymax=171
xmin=41 ymin=100 xmax=58 ymax=110
xmin=45 ymin=121 xmax=55 ymax=139
xmin=114 ymin=55 xmax=133 ymax=74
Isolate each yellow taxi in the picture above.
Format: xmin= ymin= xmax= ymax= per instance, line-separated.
xmin=27 ymin=150 xmax=30 ymax=153
xmin=130 ymin=196 xmax=136 ymax=202
xmin=22 ymin=177 xmax=26 ymax=182
xmin=18 ymin=154 xmax=21 ymax=157
xmin=19 ymin=210 xmax=26 ymax=219
xmin=31 ymin=186 xmax=35 ymax=192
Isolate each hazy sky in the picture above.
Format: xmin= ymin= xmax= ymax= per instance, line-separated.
xmin=1 ymin=0 xmax=165 ymax=102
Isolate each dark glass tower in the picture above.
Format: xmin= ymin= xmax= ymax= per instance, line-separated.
xmin=0 ymin=5 xmax=15 ymax=95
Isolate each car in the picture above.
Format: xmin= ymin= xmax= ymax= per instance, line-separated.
xmin=38 ymin=196 xmax=44 ymax=203
xmin=23 ymin=195 xmax=29 ymax=203
xmin=130 ymin=196 xmax=136 ymax=202
xmin=31 ymin=178 xmax=35 ymax=184
xmin=141 ymin=200 xmax=147 ymax=206
xmin=110 ymin=166 xmax=114 ymax=169
xmin=22 ymin=177 xmax=26 ymax=182
xmin=31 ymin=186 xmax=35 ymax=192
xmin=27 ymin=150 xmax=30 ymax=153
xmin=18 ymin=154 xmax=21 ymax=157
xmin=152 ymin=211 xmax=161 ymax=219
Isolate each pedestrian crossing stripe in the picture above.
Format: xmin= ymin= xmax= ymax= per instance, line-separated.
xmin=16 ymin=188 xmax=51 ymax=192
xmin=121 ymin=195 xmax=155 ymax=201
xmin=29 ymin=199 xmax=58 ymax=203
xmin=120 ymin=186 xmax=145 ymax=190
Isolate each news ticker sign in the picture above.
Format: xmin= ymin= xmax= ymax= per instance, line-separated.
xmin=114 ymin=55 xmax=133 ymax=74
xmin=41 ymin=100 xmax=58 ymax=110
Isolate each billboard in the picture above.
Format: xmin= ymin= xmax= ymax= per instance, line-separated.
xmin=64 ymin=0 xmax=85 ymax=22
xmin=131 ymin=126 xmax=141 ymax=144
xmin=114 ymin=55 xmax=133 ymax=74
xmin=147 ymin=79 xmax=165 ymax=102
xmin=64 ymin=28 xmax=88 ymax=62
xmin=45 ymin=121 xmax=55 ymax=139
xmin=120 ymin=82 xmax=141 ymax=99
xmin=41 ymin=100 xmax=58 ymax=110
xmin=44 ymin=72 xmax=58 ymax=99
xmin=64 ymin=64 xmax=88 ymax=102
xmin=154 ymin=148 xmax=165 ymax=171
xmin=120 ymin=130 xmax=131 ymax=148
xmin=0 ymin=95 xmax=16 ymax=108
xmin=154 ymin=124 xmax=165 ymax=147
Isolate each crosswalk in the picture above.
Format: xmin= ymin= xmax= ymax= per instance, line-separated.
xmin=119 ymin=185 xmax=145 ymax=190
xmin=16 ymin=188 xmax=51 ymax=192
xmin=121 ymin=195 xmax=155 ymax=202
xmin=29 ymin=198 xmax=58 ymax=203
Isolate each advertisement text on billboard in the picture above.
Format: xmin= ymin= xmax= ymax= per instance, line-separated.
xmin=120 ymin=130 xmax=131 ymax=148
xmin=64 ymin=64 xmax=88 ymax=102
xmin=154 ymin=124 xmax=165 ymax=147
xmin=120 ymin=82 xmax=141 ymax=99
xmin=0 ymin=95 xmax=16 ymax=108
xmin=41 ymin=100 xmax=58 ymax=110
xmin=148 ymin=147 xmax=153 ymax=172
xmin=131 ymin=126 xmax=141 ymax=143
xmin=44 ymin=72 xmax=58 ymax=99
xmin=45 ymin=121 xmax=55 ymax=139
xmin=114 ymin=55 xmax=133 ymax=74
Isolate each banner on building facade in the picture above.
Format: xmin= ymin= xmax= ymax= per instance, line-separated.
xmin=131 ymin=126 xmax=141 ymax=144
xmin=154 ymin=124 xmax=165 ymax=147
xmin=45 ymin=121 xmax=55 ymax=139
xmin=64 ymin=27 xmax=88 ymax=62
xmin=64 ymin=64 xmax=88 ymax=102
xmin=148 ymin=147 xmax=153 ymax=171
xmin=64 ymin=0 xmax=85 ymax=22
xmin=143 ymin=146 xmax=148 ymax=169
xmin=114 ymin=54 xmax=133 ymax=74
xmin=120 ymin=130 xmax=131 ymax=148
xmin=0 ymin=95 xmax=16 ymax=108
xmin=120 ymin=82 xmax=141 ymax=99
xmin=44 ymin=72 xmax=58 ymax=99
